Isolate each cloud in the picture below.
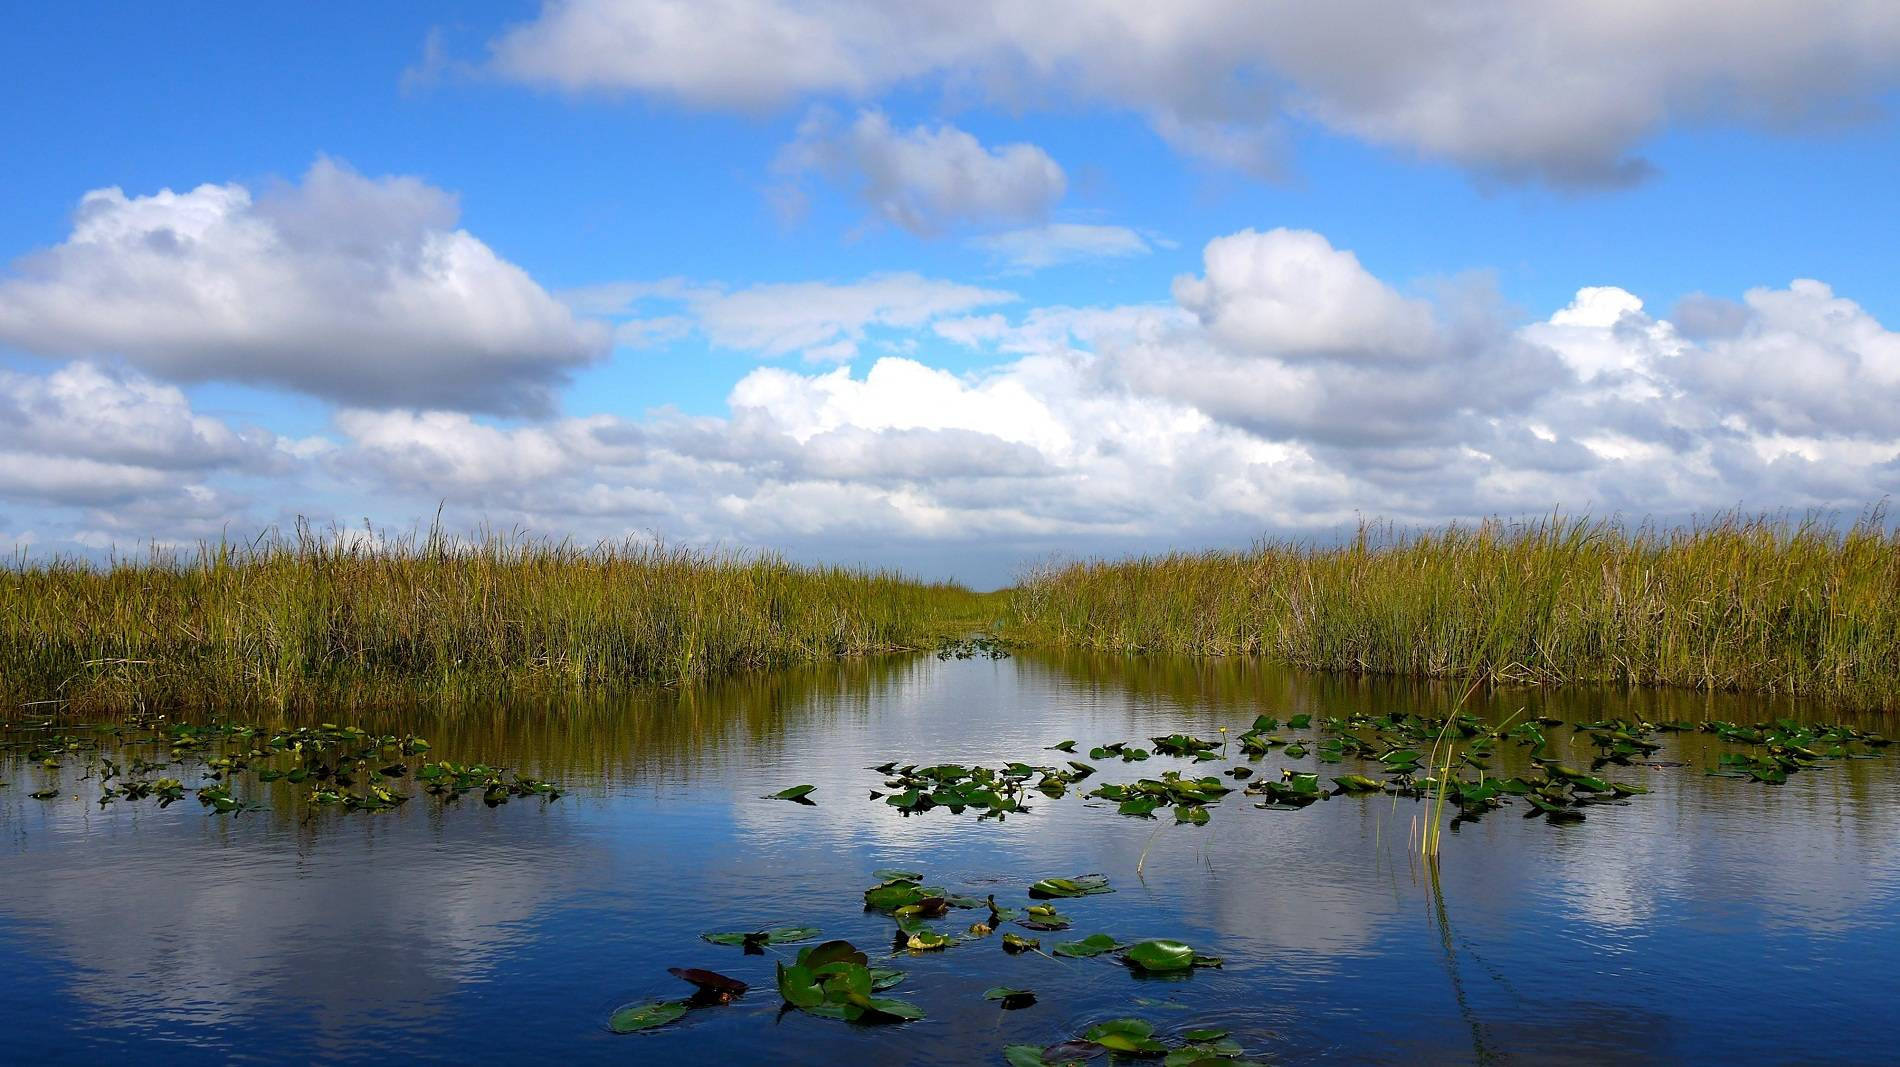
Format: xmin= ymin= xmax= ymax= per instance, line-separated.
xmin=318 ymin=228 xmax=1900 ymax=582
xmin=0 ymin=362 xmax=300 ymax=509
xmin=0 ymin=158 xmax=608 ymax=413
xmin=1675 ymin=280 xmax=1900 ymax=438
xmin=1134 ymin=228 xmax=1571 ymax=447
xmin=776 ymin=109 xmax=1066 ymax=235
xmin=970 ymin=224 xmax=1152 ymax=271
xmin=585 ymin=271 xmax=1016 ymax=362
xmin=10 ymin=225 xmax=1900 ymax=582
xmin=487 ymin=0 xmax=1900 ymax=186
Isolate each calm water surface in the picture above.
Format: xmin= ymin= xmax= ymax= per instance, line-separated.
xmin=3 ymin=652 xmax=1897 ymax=1064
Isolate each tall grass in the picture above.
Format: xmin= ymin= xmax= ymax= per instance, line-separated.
xmin=1004 ymin=512 xmax=1900 ymax=711
xmin=1 ymin=525 xmax=991 ymax=715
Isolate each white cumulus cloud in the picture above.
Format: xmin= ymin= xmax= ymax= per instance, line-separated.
xmin=485 ymin=0 xmax=1900 ymax=186
xmin=0 ymin=158 xmax=608 ymax=413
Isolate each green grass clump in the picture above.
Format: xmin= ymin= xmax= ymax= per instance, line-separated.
xmin=1002 ymin=512 xmax=1900 ymax=710
xmin=1 ymin=526 xmax=992 ymax=715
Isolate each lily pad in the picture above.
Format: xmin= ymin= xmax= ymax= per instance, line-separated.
xmin=607 ymin=999 xmax=689 ymax=1034
xmin=797 ymin=940 xmax=869 ymax=968
xmin=1083 ymin=1018 xmax=1167 ymax=1055
xmin=1121 ymin=939 xmax=1222 ymax=974
xmin=1029 ymin=874 xmax=1114 ymax=898
xmin=1017 ymin=904 xmax=1073 ymax=931
xmin=766 ymin=784 xmax=816 ymax=801
xmin=985 ymin=987 xmax=1039 ymax=1009
xmin=1053 ymin=933 xmax=1123 ymax=958
xmin=702 ymin=925 xmax=820 ymax=951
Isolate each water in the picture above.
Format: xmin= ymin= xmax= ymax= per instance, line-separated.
xmin=3 ymin=651 xmax=1897 ymax=1064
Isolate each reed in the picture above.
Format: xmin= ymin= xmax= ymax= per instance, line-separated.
xmin=1003 ymin=511 xmax=1900 ymax=711
xmin=0 ymin=524 xmax=993 ymax=715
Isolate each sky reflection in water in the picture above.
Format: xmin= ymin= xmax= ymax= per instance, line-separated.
xmin=2 ymin=652 xmax=1896 ymax=1064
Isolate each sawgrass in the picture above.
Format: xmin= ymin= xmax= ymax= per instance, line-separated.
xmin=1003 ymin=512 xmax=1900 ymax=710
xmin=1 ymin=526 xmax=992 ymax=715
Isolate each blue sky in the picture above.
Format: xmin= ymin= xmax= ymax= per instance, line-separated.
xmin=4 ymin=2 xmax=1899 ymax=585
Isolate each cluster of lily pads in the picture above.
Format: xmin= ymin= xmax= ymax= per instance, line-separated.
xmin=869 ymin=759 xmax=1096 ymax=817
xmin=0 ymin=716 xmax=561 ymax=817
xmin=605 ymin=867 xmax=1255 ymax=1064
xmin=812 ymin=709 xmax=1893 ymax=833
xmin=1006 ymin=1020 xmax=1262 ymax=1067
xmin=936 ymin=635 xmax=1013 ymax=660
xmin=1697 ymin=717 xmax=1890 ymax=784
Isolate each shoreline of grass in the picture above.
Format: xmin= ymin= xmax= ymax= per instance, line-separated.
xmin=999 ymin=512 xmax=1900 ymax=712
xmin=1 ymin=529 xmax=994 ymax=716
xmin=9 ymin=512 xmax=1899 ymax=716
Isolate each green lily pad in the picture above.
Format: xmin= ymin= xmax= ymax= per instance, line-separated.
xmin=767 ymin=784 xmax=816 ymax=801
xmin=702 ymin=925 xmax=820 ymax=949
xmin=775 ymin=962 xmax=826 ymax=1010
xmin=985 ymin=987 xmax=1038 ymax=1009
xmin=607 ymin=999 xmax=689 ymax=1033
xmin=1083 ymin=1018 xmax=1167 ymax=1054
xmin=1029 ymin=874 xmax=1114 ymax=898
xmin=861 ymin=996 xmax=926 ymax=1021
xmin=1053 ymin=933 xmax=1123 ymax=958
xmin=797 ymin=940 xmax=869 ymax=968
xmin=1121 ymin=939 xmax=1221 ymax=974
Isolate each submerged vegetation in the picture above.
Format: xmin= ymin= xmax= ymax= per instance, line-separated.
xmin=1004 ymin=512 xmax=1900 ymax=710
xmin=0 ymin=525 xmax=991 ymax=714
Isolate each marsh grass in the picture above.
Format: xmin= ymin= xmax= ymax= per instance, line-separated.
xmin=1 ymin=526 xmax=993 ymax=715
xmin=1004 ymin=512 xmax=1900 ymax=710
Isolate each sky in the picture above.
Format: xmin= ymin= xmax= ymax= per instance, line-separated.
xmin=3 ymin=2 xmax=1899 ymax=587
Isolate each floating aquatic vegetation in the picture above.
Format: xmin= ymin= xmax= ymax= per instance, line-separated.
xmin=1247 ymin=770 xmax=1323 ymax=808
xmin=936 ymin=634 xmax=1012 ymax=660
xmin=701 ymin=925 xmax=821 ymax=953
xmin=1121 ymin=940 xmax=1223 ymax=974
xmin=1051 ymin=934 xmax=1122 ymax=958
xmin=1028 ymin=874 xmax=1113 ymax=899
xmin=766 ymin=784 xmax=817 ymax=802
xmin=905 ymin=929 xmax=954 ymax=952
xmin=1003 ymin=1040 xmax=1109 ymax=1066
xmin=985 ymin=987 xmax=1037 ymax=1009
xmin=1088 ymin=773 xmax=1233 ymax=809
xmin=607 ymin=966 xmax=751 ymax=1033
xmin=1002 ymin=933 xmax=1040 ymax=953
xmin=1017 ymin=904 xmax=1072 ymax=931
xmin=775 ymin=939 xmax=925 ymax=1023
xmin=606 ymin=999 xmax=689 ymax=1034
xmin=1 ymin=715 xmax=561 ymax=822
xmin=1087 ymin=742 xmax=1152 ymax=762
xmin=1150 ymin=734 xmax=1220 ymax=758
